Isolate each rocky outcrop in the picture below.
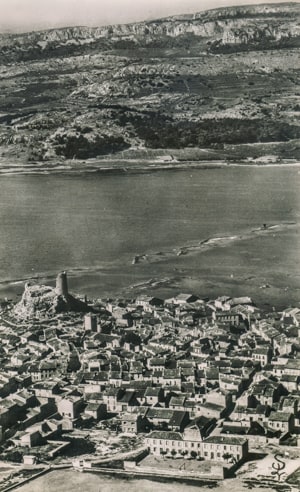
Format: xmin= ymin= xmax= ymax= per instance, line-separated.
xmin=13 ymin=278 xmax=89 ymax=319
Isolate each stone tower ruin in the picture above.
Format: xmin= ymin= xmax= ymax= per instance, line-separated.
xmin=56 ymin=271 xmax=68 ymax=297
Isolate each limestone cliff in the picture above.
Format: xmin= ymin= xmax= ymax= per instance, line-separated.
xmin=1 ymin=3 xmax=299 ymax=60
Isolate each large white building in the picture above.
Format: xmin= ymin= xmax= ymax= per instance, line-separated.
xmin=145 ymin=431 xmax=248 ymax=464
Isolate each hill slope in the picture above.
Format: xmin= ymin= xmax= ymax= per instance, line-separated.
xmin=0 ymin=2 xmax=299 ymax=169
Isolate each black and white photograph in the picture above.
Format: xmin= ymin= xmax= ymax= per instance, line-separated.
xmin=0 ymin=0 xmax=299 ymax=490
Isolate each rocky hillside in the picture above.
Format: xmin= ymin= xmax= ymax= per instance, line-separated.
xmin=0 ymin=2 xmax=299 ymax=168
xmin=13 ymin=281 xmax=89 ymax=319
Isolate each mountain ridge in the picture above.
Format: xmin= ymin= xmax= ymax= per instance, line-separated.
xmin=0 ymin=2 xmax=299 ymax=169
xmin=1 ymin=2 xmax=299 ymax=54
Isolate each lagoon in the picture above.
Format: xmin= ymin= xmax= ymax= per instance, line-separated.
xmin=1 ymin=166 xmax=299 ymax=307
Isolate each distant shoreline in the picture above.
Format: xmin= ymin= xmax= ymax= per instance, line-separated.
xmin=0 ymin=221 xmax=296 ymax=290
xmin=0 ymin=220 xmax=298 ymax=312
xmin=131 ymin=222 xmax=297 ymax=266
xmin=0 ymin=158 xmax=299 ymax=176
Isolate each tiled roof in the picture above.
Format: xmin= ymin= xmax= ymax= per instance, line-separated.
xmin=148 ymin=430 xmax=183 ymax=441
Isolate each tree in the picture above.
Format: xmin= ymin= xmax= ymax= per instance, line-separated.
xmin=2 ymin=451 xmax=23 ymax=463
xmin=190 ymin=451 xmax=197 ymax=459
xmin=121 ymin=331 xmax=141 ymax=346
xmin=67 ymin=353 xmax=81 ymax=372
xmin=171 ymin=449 xmax=177 ymax=458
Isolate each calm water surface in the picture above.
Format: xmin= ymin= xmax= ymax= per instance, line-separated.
xmin=1 ymin=167 xmax=299 ymax=305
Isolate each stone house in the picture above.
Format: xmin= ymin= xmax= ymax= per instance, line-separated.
xmin=268 ymin=411 xmax=293 ymax=434
xmin=121 ymin=413 xmax=148 ymax=434
xmin=84 ymin=402 xmax=106 ymax=421
xmin=252 ymin=346 xmax=273 ymax=367
xmin=144 ymin=387 xmax=165 ymax=406
xmin=57 ymin=395 xmax=84 ymax=419
xmin=202 ymin=436 xmax=248 ymax=463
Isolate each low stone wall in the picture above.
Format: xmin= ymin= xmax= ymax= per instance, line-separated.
xmin=124 ymin=462 xmax=225 ymax=480
xmin=247 ymin=435 xmax=281 ymax=448
xmin=47 ymin=440 xmax=71 ymax=458
xmin=1 ymin=467 xmax=51 ymax=492
xmin=246 ymin=435 xmax=267 ymax=447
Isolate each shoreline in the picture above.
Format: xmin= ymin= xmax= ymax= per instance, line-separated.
xmin=0 ymin=158 xmax=299 ymax=176
xmin=1 ymin=222 xmax=299 ymax=312
xmin=0 ymin=221 xmax=296 ymax=296
xmin=85 ymin=466 xmax=220 ymax=487
xmin=132 ymin=222 xmax=297 ymax=266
